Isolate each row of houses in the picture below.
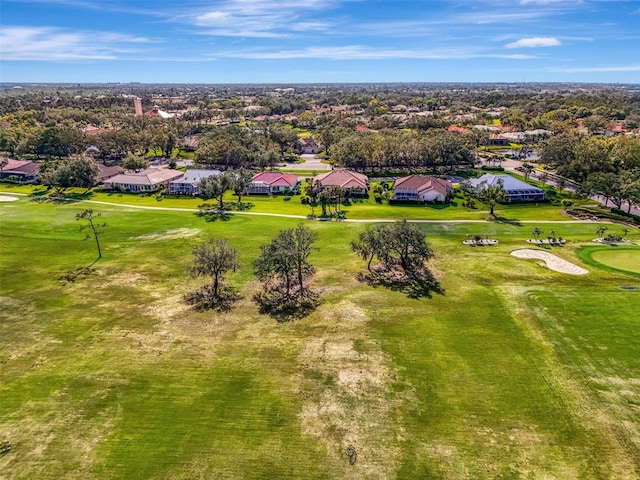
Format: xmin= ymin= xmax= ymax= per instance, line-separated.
xmin=1 ymin=157 xmax=543 ymax=203
xmin=102 ymin=167 xmax=456 ymax=201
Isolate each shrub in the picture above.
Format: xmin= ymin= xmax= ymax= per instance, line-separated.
xmin=283 ymin=196 xmax=291 ymax=201
xmin=561 ymin=199 xmax=573 ymax=207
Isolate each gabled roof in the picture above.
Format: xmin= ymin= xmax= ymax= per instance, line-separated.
xmin=394 ymin=175 xmax=452 ymax=196
xmin=251 ymin=171 xmax=299 ymax=187
xmin=314 ymin=169 xmax=368 ymax=189
xmin=105 ymin=168 xmax=183 ymax=186
xmin=447 ymin=125 xmax=471 ymax=134
xmin=170 ymin=169 xmax=221 ymax=184
xmin=0 ymin=158 xmax=39 ymax=176
xmin=97 ymin=164 xmax=124 ymax=182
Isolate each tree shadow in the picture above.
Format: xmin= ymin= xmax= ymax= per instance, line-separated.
xmin=196 ymin=203 xmax=232 ymax=222
xmin=253 ymin=286 xmax=321 ymax=322
xmin=184 ymin=284 xmax=241 ymax=312
xmin=59 ymin=264 xmax=97 ymax=285
xmin=492 ymin=215 xmax=522 ymax=226
xmin=356 ymin=267 xmax=445 ymax=299
xmin=30 ymin=190 xmax=94 ymax=204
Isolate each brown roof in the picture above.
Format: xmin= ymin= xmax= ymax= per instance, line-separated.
xmin=314 ymin=169 xmax=368 ymax=189
xmin=394 ymin=175 xmax=452 ymax=196
xmin=0 ymin=158 xmax=39 ymax=176
xmin=104 ymin=168 xmax=183 ymax=186
xmin=97 ymin=164 xmax=124 ymax=182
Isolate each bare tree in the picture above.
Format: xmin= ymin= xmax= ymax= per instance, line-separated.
xmin=76 ymin=209 xmax=106 ymax=262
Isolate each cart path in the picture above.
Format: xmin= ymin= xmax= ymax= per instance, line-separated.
xmin=0 ymin=191 xmax=615 ymax=224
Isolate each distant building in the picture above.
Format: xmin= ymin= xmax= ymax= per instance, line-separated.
xmin=468 ymin=174 xmax=545 ymax=202
xmin=300 ymin=137 xmax=324 ymax=154
xmin=102 ymin=168 xmax=183 ymax=193
xmin=133 ymin=97 xmax=143 ymax=117
xmin=167 ymin=169 xmax=221 ymax=195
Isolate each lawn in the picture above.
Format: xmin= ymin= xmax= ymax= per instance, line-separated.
xmin=0 ymin=182 xmax=588 ymax=222
xmin=1 ymin=198 xmax=639 ymax=479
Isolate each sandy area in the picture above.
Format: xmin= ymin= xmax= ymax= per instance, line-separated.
xmin=0 ymin=195 xmax=19 ymax=202
xmin=511 ymin=249 xmax=588 ymax=275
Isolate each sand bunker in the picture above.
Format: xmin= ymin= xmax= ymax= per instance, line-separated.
xmin=511 ymin=249 xmax=588 ymax=275
xmin=0 ymin=195 xmax=19 ymax=202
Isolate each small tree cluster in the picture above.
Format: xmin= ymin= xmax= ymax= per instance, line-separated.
xmin=253 ymin=225 xmax=319 ymax=320
xmin=185 ymin=237 xmax=241 ymax=311
xmin=352 ymin=219 xmax=443 ymax=298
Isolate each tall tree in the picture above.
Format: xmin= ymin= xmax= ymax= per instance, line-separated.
xmin=188 ymin=237 xmax=240 ymax=298
xmin=475 ymin=179 xmax=507 ymax=216
xmin=230 ymin=168 xmax=253 ymax=204
xmin=254 ymin=224 xmax=317 ymax=295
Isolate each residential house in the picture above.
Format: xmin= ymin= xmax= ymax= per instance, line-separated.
xmin=313 ymin=169 xmax=369 ymax=196
xmin=96 ymin=164 xmax=124 ymax=184
xmin=167 ymin=169 xmax=221 ymax=195
xmin=392 ymin=175 xmax=452 ymax=202
xmin=300 ymin=137 xmax=324 ymax=154
xmin=468 ymin=174 xmax=545 ymax=202
xmin=447 ymin=125 xmax=472 ymax=134
xmin=102 ymin=168 xmax=183 ymax=193
xmin=247 ymin=172 xmax=299 ymax=195
xmin=0 ymin=158 xmax=39 ymax=183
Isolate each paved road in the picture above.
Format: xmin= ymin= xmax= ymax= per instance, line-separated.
xmin=498 ymin=159 xmax=640 ymax=216
xmin=280 ymin=154 xmax=331 ymax=171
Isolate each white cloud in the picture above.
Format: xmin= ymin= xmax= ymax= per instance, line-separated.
xmin=188 ymin=0 xmax=341 ymax=37
xmin=505 ymin=37 xmax=561 ymax=48
xmin=0 ymin=26 xmax=155 ymax=61
xmin=551 ymin=64 xmax=640 ymax=73
xmin=214 ymin=45 xmax=537 ymax=60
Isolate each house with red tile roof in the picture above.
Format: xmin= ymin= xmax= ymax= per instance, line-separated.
xmin=313 ymin=169 xmax=369 ymax=195
xmin=392 ymin=175 xmax=452 ymax=202
xmin=447 ymin=125 xmax=472 ymax=134
xmin=0 ymin=158 xmax=40 ymax=182
xmin=247 ymin=172 xmax=299 ymax=195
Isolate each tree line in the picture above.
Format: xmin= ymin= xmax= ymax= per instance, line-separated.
xmin=539 ymin=133 xmax=640 ymax=212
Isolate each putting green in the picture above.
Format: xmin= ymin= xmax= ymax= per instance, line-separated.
xmin=585 ymin=247 xmax=640 ymax=275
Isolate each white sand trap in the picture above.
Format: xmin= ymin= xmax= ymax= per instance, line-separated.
xmin=132 ymin=228 xmax=201 ymax=241
xmin=0 ymin=195 xmax=19 ymax=202
xmin=511 ymin=249 xmax=588 ymax=275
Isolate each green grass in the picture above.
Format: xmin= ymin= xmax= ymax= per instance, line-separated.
xmin=577 ymin=245 xmax=640 ymax=277
xmin=0 ymin=182 xmax=585 ymax=222
xmin=1 ymin=198 xmax=640 ymax=479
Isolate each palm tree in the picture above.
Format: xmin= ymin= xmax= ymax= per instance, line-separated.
xmin=532 ymin=227 xmax=543 ymax=242
xmin=596 ymin=226 xmax=608 ymax=239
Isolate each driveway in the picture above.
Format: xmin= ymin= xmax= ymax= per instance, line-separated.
xmin=280 ymin=154 xmax=331 ymax=171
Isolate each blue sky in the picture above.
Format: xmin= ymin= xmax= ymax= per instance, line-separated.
xmin=1 ymin=0 xmax=639 ymax=83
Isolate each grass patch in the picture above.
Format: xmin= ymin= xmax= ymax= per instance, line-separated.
xmin=1 ymin=200 xmax=639 ymax=478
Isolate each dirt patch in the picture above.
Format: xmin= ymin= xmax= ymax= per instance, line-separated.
xmin=0 ymin=195 xmax=19 ymax=202
xmin=131 ymin=228 xmax=201 ymax=241
xmin=511 ymin=249 xmax=588 ymax=275
xmin=296 ymin=302 xmax=405 ymax=477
